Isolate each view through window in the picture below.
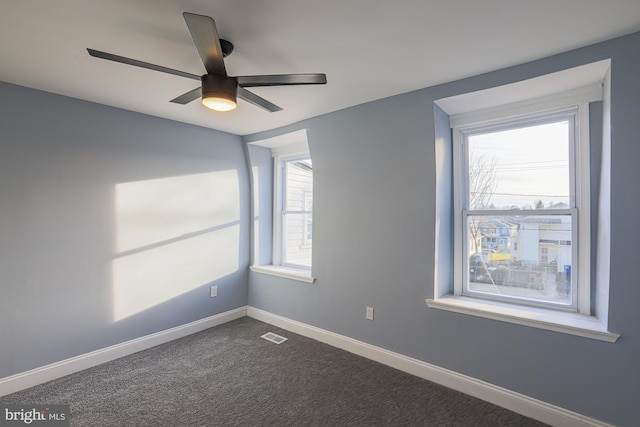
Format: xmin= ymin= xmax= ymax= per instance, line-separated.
xmin=461 ymin=115 xmax=578 ymax=308
xmin=281 ymin=157 xmax=313 ymax=268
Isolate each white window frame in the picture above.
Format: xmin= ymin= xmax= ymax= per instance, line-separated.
xmin=452 ymin=106 xmax=590 ymax=314
xmin=273 ymin=153 xmax=313 ymax=270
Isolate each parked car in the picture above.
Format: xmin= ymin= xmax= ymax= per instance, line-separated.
xmin=469 ymin=254 xmax=494 ymax=283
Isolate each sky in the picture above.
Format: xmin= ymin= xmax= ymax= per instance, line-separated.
xmin=467 ymin=120 xmax=571 ymax=210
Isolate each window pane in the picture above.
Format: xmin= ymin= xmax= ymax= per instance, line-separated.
xmin=466 ymin=214 xmax=573 ymax=306
xmin=285 ymin=158 xmax=313 ymax=211
xmin=283 ymin=213 xmax=312 ymax=267
xmin=467 ymin=121 xmax=570 ymax=210
xmin=280 ymin=156 xmax=312 ymax=269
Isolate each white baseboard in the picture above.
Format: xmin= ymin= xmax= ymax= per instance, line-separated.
xmin=1 ymin=305 xmax=613 ymax=427
xmin=0 ymin=306 xmax=247 ymax=397
xmin=247 ymin=306 xmax=612 ymax=427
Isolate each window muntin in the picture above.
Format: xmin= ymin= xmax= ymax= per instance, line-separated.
xmin=456 ymin=109 xmax=584 ymax=311
xmin=278 ymin=156 xmax=313 ymax=269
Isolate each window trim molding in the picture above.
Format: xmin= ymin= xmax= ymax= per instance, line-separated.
xmin=250 ymin=265 xmax=315 ymax=283
xmin=448 ymin=83 xmax=602 ymax=129
xmin=426 ymin=296 xmax=619 ymax=342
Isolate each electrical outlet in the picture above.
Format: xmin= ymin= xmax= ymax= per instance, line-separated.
xmin=210 ymin=286 xmax=217 ymax=298
xmin=366 ymin=306 xmax=374 ymax=320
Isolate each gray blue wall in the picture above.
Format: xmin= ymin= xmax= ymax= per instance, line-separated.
xmin=246 ymin=144 xmax=273 ymax=267
xmin=247 ymin=32 xmax=640 ymax=425
xmin=0 ymin=82 xmax=250 ymax=378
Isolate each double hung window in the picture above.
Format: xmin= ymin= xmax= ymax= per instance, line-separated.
xmin=274 ymin=155 xmax=313 ymax=269
xmin=453 ymin=106 xmax=590 ymax=313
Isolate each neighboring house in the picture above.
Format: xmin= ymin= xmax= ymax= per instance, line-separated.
xmin=510 ymin=202 xmax=571 ymax=272
xmin=472 ymin=214 xmax=571 ymax=291
xmin=472 ymin=201 xmax=571 ymax=272
xmin=478 ymin=218 xmax=513 ymax=254
xmin=511 ymin=216 xmax=572 ymax=272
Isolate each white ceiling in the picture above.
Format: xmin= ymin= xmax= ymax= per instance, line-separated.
xmin=1 ymin=1 xmax=640 ymax=136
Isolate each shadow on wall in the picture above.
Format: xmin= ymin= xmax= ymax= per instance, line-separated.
xmin=112 ymin=170 xmax=241 ymax=322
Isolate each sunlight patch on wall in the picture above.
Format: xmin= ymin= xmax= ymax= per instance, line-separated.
xmin=116 ymin=171 xmax=239 ymax=253
xmin=112 ymin=225 xmax=239 ymax=321
xmin=112 ymin=170 xmax=240 ymax=322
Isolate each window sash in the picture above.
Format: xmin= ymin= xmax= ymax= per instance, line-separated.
xmin=461 ymin=209 xmax=578 ymax=310
xmin=461 ymin=111 xmax=577 ymax=211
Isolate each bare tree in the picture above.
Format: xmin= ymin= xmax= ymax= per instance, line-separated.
xmin=468 ymin=152 xmax=497 ymax=210
xmin=467 ymin=151 xmax=500 ymax=290
xmin=467 ymin=152 xmax=498 ymax=256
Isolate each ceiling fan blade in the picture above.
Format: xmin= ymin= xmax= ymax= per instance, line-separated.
xmin=87 ymin=48 xmax=200 ymax=81
xmin=182 ymin=12 xmax=227 ymax=76
xmin=237 ymin=87 xmax=282 ymax=112
xmin=237 ymin=74 xmax=327 ymax=87
xmin=170 ymin=87 xmax=201 ymax=104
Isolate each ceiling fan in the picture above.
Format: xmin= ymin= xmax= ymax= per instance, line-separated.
xmin=87 ymin=12 xmax=327 ymax=112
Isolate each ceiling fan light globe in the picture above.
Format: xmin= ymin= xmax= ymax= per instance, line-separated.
xmin=202 ymin=96 xmax=237 ymax=111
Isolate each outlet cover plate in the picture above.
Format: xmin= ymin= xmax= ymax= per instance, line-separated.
xmin=366 ymin=306 xmax=374 ymax=320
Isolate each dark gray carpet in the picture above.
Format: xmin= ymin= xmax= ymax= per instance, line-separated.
xmin=2 ymin=317 xmax=547 ymax=426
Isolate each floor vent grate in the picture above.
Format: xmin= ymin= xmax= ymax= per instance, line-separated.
xmin=261 ymin=332 xmax=288 ymax=344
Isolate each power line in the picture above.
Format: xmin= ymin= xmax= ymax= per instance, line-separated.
xmin=493 ymin=166 xmax=566 ymax=172
xmin=488 ymin=159 xmax=568 ymax=167
xmin=472 ymin=192 xmax=568 ymax=198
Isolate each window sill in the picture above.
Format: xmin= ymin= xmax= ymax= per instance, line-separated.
xmin=426 ymin=295 xmax=620 ymax=343
xmin=250 ymin=265 xmax=315 ymax=283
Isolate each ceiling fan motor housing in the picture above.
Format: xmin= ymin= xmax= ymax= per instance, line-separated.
xmin=201 ymin=74 xmax=238 ymax=103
